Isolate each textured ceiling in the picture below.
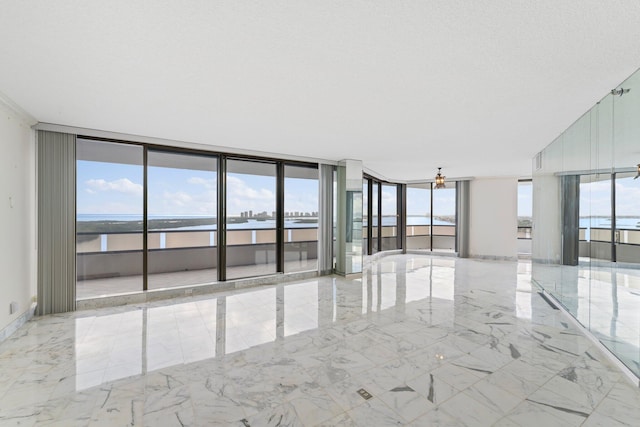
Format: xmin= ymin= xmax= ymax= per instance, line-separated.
xmin=2 ymin=1 xmax=640 ymax=180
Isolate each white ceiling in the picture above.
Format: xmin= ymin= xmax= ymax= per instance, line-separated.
xmin=2 ymin=1 xmax=640 ymax=181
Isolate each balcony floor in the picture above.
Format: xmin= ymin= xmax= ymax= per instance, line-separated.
xmin=77 ymin=259 xmax=319 ymax=299
xmin=1 ymin=255 xmax=639 ymax=426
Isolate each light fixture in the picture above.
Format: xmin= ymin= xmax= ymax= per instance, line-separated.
xmin=434 ymin=167 xmax=446 ymax=189
xmin=634 ymin=164 xmax=640 ymax=180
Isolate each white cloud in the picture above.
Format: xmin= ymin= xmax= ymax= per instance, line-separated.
xmin=163 ymin=191 xmax=193 ymax=207
xmin=188 ymin=177 xmax=216 ymax=189
xmin=85 ymin=178 xmax=143 ymax=196
xmin=226 ymin=176 xmax=276 ymax=215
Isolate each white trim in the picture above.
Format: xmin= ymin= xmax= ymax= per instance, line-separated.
xmin=33 ymin=122 xmax=338 ymax=166
xmin=0 ymin=91 xmax=37 ymax=125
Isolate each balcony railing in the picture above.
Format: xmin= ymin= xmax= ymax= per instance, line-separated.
xmin=579 ymin=227 xmax=640 ymax=245
xmin=77 ymin=227 xmax=319 ymax=280
xmin=77 ymin=227 xmax=319 ymax=254
xmin=517 ymin=227 xmax=532 ymax=240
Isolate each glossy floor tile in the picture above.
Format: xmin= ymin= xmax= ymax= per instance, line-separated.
xmin=533 ymin=261 xmax=640 ymax=378
xmin=1 ymin=255 xmax=639 ymax=426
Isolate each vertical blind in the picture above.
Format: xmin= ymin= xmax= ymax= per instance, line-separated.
xmin=37 ymin=130 xmax=76 ymax=314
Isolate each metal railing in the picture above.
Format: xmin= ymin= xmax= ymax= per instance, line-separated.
xmin=579 ymin=227 xmax=640 ymax=245
xmin=77 ymin=227 xmax=319 ymax=254
xmin=517 ymin=227 xmax=532 ymax=239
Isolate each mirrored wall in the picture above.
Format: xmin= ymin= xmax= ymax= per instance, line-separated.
xmin=533 ymin=68 xmax=640 ymax=378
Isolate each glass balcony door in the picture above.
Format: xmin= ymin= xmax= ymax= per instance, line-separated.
xmin=147 ymin=150 xmax=218 ymax=289
xmin=284 ymin=164 xmax=319 ymax=273
xmin=226 ymin=159 xmax=277 ymax=279
xmin=76 ymin=139 xmax=144 ymax=299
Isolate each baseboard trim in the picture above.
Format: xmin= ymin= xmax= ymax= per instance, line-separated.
xmin=470 ymin=254 xmax=518 ymax=262
xmin=0 ymin=303 xmax=36 ymax=343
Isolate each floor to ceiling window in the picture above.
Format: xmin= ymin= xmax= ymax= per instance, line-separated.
xmin=147 ymin=150 xmax=218 ymax=289
xmin=284 ymin=164 xmax=319 ymax=273
xmin=363 ymin=176 xmax=405 ymax=254
xmin=76 ymin=139 xmax=322 ymax=299
xmin=406 ymin=183 xmax=431 ymax=250
xmin=517 ymin=180 xmax=532 ymax=256
xmin=76 ymin=139 xmax=144 ymax=299
xmin=381 ymin=184 xmax=398 ymax=250
xmin=371 ymin=181 xmax=380 ymax=253
xmin=405 ymin=182 xmax=457 ymax=252
xmin=432 ymin=185 xmax=456 ymax=251
xmin=363 ymin=178 xmax=369 ymax=255
xmin=225 ymin=159 xmax=278 ymax=280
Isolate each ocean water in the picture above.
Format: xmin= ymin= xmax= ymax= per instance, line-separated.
xmin=77 ymin=214 xmax=640 ymax=232
xmin=77 ymin=214 xmax=458 ymax=231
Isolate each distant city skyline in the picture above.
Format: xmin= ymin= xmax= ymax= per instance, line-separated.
xmin=76 ymin=161 xmax=639 ymax=220
xmin=77 ymin=161 xmax=320 ymax=217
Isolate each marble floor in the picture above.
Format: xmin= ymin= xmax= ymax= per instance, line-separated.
xmin=532 ymin=261 xmax=640 ymax=378
xmin=1 ymin=255 xmax=640 ymax=426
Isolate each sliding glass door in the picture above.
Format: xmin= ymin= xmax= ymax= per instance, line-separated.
xmin=225 ymin=159 xmax=278 ymax=279
xmin=147 ymin=151 xmax=218 ymax=289
xmin=76 ymin=139 xmax=144 ymax=298
xmin=284 ymin=165 xmax=319 ymax=273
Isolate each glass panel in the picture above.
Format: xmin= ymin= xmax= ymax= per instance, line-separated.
xmin=226 ymin=159 xmax=277 ymax=279
xmin=147 ymin=151 xmax=217 ymax=289
xmin=609 ymin=172 xmax=640 ymax=372
xmin=345 ymin=190 xmax=363 ymax=273
xmin=432 ymin=186 xmax=456 ymax=251
xmin=580 ymin=174 xmax=612 ymax=262
xmin=534 ymin=67 xmax=640 ymax=380
xmin=371 ymin=182 xmax=379 ymax=253
xmin=406 ymin=183 xmax=431 ymax=250
xmin=362 ymin=179 xmax=369 ymax=255
xmin=517 ymin=181 xmax=532 ymax=256
xmin=76 ymin=139 xmax=143 ymax=298
xmin=381 ymin=184 xmax=398 ymax=250
xmin=284 ymin=165 xmax=319 ymax=273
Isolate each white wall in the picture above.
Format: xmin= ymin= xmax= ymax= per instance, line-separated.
xmin=469 ymin=178 xmax=518 ymax=259
xmin=0 ymin=98 xmax=36 ymax=333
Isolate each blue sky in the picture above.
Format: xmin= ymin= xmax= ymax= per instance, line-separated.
xmin=580 ymin=176 xmax=640 ymax=217
xmin=406 ymin=187 xmax=456 ymax=217
xmin=518 ymin=182 xmax=532 ymax=217
xmin=76 ymin=161 xmax=637 ymax=219
xmin=77 ymin=161 xmax=319 ymax=216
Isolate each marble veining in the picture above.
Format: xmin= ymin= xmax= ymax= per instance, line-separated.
xmin=1 ymin=255 xmax=639 ymax=426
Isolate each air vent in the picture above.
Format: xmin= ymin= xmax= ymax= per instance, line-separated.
xmin=535 ymin=152 xmax=543 ymax=171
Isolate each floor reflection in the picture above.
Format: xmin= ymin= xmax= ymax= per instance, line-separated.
xmin=70 ymin=256 xmax=528 ymax=391
xmin=533 ymin=261 xmax=640 ymax=377
xmin=4 ymin=255 xmax=640 ymax=426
